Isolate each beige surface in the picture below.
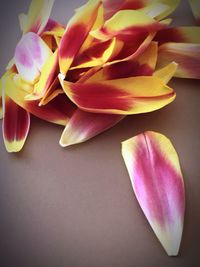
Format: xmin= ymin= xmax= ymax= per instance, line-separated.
xmin=0 ymin=1 xmax=200 ymax=266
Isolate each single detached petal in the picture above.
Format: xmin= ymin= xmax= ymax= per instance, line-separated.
xmin=3 ymin=72 xmax=75 ymax=126
xmin=59 ymin=0 xmax=101 ymax=75
xmin=121 ymin=131 xmax=185 ymax=256
xmin=59 ymin=74 xmax=175 ymax=115
xmin=2 ymin=94 xmax=30 ymax=152
xmin=154 ymin=62 xmax=178 ymax=83
xmin=157 ymin=42 xmax=200 ymax=79
xmin=155 ymin=26 xmax=200 ymax=44
xmin=26 ymin=49 xmax=58 ymax=100
xmin=15 ymin=32 xmax=52 ymax=83
xmin=20 ymin=0 xmax=55 ymax=34
xmin=90 ymin=10 xmax=169 ymax=42
xmin=60 ymin=109 xmax=124 ymax=147
xmin=188 ymin=0 xmax=200 ymax=25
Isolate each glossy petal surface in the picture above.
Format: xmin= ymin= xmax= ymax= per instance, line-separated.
xmin=121 ymin=131 xmax=185 ymax=256
xmin=59 ymin=75 xmax=175 ymax=115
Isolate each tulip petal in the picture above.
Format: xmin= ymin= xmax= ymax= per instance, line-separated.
xmin=188 ymin=0 xmax=200 ymax=25
xmin=59 ymin=74 xmax=175 ymax=115
xmin=154 ymin=62 xmax=178 ymax=83
xmin=155 ymin=27 xmax=200 ymax=44
xmin=25 ymin=49 xmax=58 ymax=100
xmin=88 ymin=41 xmax=158 ymax=81
xmin=3 ymin=72 xmax=75 ymax=126
xmin=59 ymin=0 xmax=101 ymax=76
xmin=20 ymin=0 xmax=55 ymax=34
xmin=2 ymin=94 xmax=30 ymax=153
xmin=15 ymin=32 xmax=52 ymax=83
xmin=157 ymin=42 xmax=200 ymax=79
xmin=121 ymin=131 xmax=185 ymax=256
xmin=60 ymin=109 xmax=124 ymax=147
xmin=70 ymin=38 xmax=116 ymax=69
xmin=90 ymin=10 xmax=169 ymax=42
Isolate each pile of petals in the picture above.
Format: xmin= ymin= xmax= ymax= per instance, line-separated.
xmin=1 ymin=0 xmax=200 ymax=256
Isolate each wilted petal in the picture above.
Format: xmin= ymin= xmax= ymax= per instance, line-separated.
xmin=60 ymin=109 xmax=124 ymax=147
xmin=25 ymin=49 xmax=58 ymax=100
xmin=121 ymin=131 xmax=185 ymax=256
xmin=154 ymin=62 xmax=178 ymax=83
xmin=3 ymin=72 xmax=75 ymax=126
xmin=91 ymin=10 xmax=169 ymax=42
xmin=155 ymin=26 xmax=200 ymax=44
xmin=59 ymin=74 xmax=175 ymax=115
xmin=158 ymin=42 xmax=200 ymax=79
xmin=20 ymin=0 xmax=55 ymax=34
xmin=188 ymin=0 xmax=200 ymax=25
xmin=15 ymin=32 xmax=52 ymax=83
xmin=59 ymin=0 xmax=101 ymax=75
xmin=2 ymin=94 xmax=30 ymax=152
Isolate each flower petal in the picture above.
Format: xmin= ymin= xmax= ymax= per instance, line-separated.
xmin=20 ymin=0 xmax=55 ymax=34
xmin=3 ymin=72 xmax=75 ymax=126
xmin=60 ymin=108 xmax=124 ymax=147
xmin=25 ymin=49 xmax=58 ymax=100
xmin=188 ymin=0 xmax=200 ymax=25
xmin=121 ymin=131 xmax=185 ymax=256
xmin=154 ymin=62 xmax=178 ymax=83
xmin=2 ymin=94 xmax=30 ymax=153
xmin=59 ymin=0 xmax=101 ymax=76
xmin=15 ymin=32 xmax=52 ymax=83
xmin=90 ymin=10 xmax=169 ymax=42
xmin=87 ymin=41 xmax=158 ymax=81
xmin=59 ymin=74 xmax=175 ymax=115
xmin=155 ymin=26 xmax=200 ymax=44
xmin=157 ymin=42 xmax=200 ymax=79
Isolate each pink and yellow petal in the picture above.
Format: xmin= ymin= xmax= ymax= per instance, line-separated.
xmin=59 ymin=75 xmax=175 ymax=115
xmin=15 ymin=32 xmax=52 ymax=83
xmin=155 ymin=27 xmax=200 ymax=44
xmin=59 ymin=0 xmax=101 ymax=76
xmin=188 ymin=0 xmax=200 ymax=25
xmin=21 ymin=0 xmax=55 ymax=34
xmin=157 ymin=42 xmax=200 ymax=79
xmin=25 ymin=49 xmax=58 ymax=100
xmin=2 ymin=94 xmax=30 ymax=153
xmin=60 ymin=109 xmax=124 ymax=147
xmin=121 ymin=131 xmax=185 ymax=256
xmin=3 ymin=72 xmax=75 ymax=126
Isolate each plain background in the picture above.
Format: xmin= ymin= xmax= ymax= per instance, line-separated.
xmin=0 ymin=0 xmax=200 ymax=266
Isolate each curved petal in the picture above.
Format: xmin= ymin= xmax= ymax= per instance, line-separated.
xmin=60 ymin=109 xmax=124 ymax=147
xmin=157 ymin=42 xmax=200 ymax=79
xmin=20 ymin=0 xmax=55 ymax=34
xmin=59 ymin=0 xmax=101 ymax=76
xmin=155 ymin=27 xmax=200 ymax=44
xmin=154 ymin=62 xmax=178 ymax=83
xmin=2 ymin=94 xmax=30 ymax=153
xmin=90 ymin=10 xmax=169 ymax=42
xmin=59 ymin=74 xmax=175 ymax=115
xmin=3 ymin=72 xmax=75 ymax=126
xmin=15 ymin=32 xmax=52 ymax=83
xmin=121 ymin=131 xmax=185 ymax=256
xmin=188 ymin=0 xmax=200 ymax=25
